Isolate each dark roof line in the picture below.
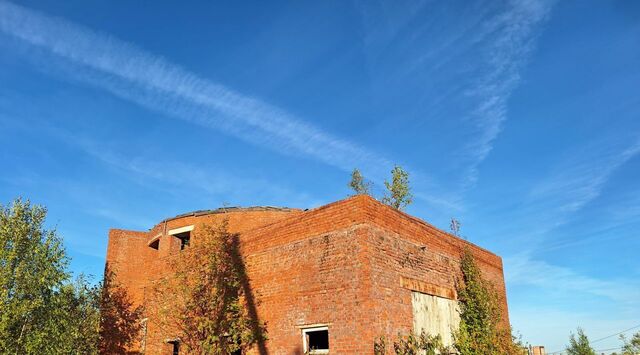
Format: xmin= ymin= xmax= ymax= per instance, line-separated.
xmin=158 ymin=206 xmax=299 ymax=225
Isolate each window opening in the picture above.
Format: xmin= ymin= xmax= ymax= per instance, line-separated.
xmin=302 ymin=326 xmax=329 ymax=354
xmin=174 ymin=231 xmax=190 ymax=250
xmin=167 ymin=340 xmax=180 ymax=355
xmin=149 ymin=239 xmax=160 ymax=250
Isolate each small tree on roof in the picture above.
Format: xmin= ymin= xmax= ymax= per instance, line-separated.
xmin=382 ymin=165 xmax=413 ymax=210
xmin=450 ymin=218 xmax=461 ymax=237
xmin=348 ymin=168 xmax=372 ymax=196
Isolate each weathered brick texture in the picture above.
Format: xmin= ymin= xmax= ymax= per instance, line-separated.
xmin=104 ymin=195 xmax=509 ymax=354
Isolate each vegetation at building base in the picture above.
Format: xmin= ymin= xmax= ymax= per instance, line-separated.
xmin=565 ymin=328 xmax=596 ymax=355
xmin=150 ymin=219 xmax=267 ymax=355
xmin=0 ymin=198 xmax=142 ymax=354
xmin=348 ymin=165 xmax=413 ymax=211
xmin=47 ymin=275 xmax=102 ymax=354
xmin=374 ymin=332 xmax=451 ymax=355
xmin=373 ymin=249 xmax=525 ymax=355
xmin=454 ymin=249 xmax=524 ymax=355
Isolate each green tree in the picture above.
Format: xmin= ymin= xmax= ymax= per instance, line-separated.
xmin=0 ymin=198 xmax=131 ymax=354
xmin=450 ymin=218 xmax=461 ymax=237
xmin=0 ymin=198 xmax=69 ymax=353
xmin=49 ymin=275 xmax=101 ymax=355
xmin=620 ymin=331 xmax=640 ymax=355
xmin=348 ymin=168 xmax=371 ymax=195
xmin=373 ymin=332 xmax=450 ymax=355
xmin=151 ymin=219 xmax=266 ymax=354
xmin=565 ymin=328 xmax=596 ymax=355
xmin=382 ymin=165 xmax=413 ymax=210
xmin=454 ymin=249 xmax=522 ymax=355
xmin=373 ymin=249 xmax=525 ymax=355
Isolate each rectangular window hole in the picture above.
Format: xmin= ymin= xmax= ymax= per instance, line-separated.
xmin=174 ymin=231 xmax=190 ymax=250
xmin=167 ymin=340 xmax=180 ymax=355
xmin=303 ymin=326 xmax=329 ymax=354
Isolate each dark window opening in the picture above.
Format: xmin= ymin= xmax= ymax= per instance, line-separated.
xmin=305 ymin=328 xmax=329 ymax=353
xmin=175 ymin=231 xmax=191 ymax=250
xmin=149 ymin=239 xmax=160 ymax=250
xmin=168 ymin=340 xmax=179 ymax=355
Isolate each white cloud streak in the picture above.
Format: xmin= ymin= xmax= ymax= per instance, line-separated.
xmin=530 ymin=139 xmax=640 ymax=226
xmin=0 ymin=1 xmax=392 ymax=177
xmin=505 ymin=249 xmax=640 ymax=349
xmin=478 ymin=136 xmax=640 ymax=252
xmin=70 ymin=136 xmax=321 ymax=208
xmin=500 ymin=138 xmax=640 ymax=348
xmin=357 ymin=0 xmax=554 ymax=191
xmin=505 ymin=253 xmax=640 ymax=306
xmin=462 ymin=0 xmax=554 ymax=187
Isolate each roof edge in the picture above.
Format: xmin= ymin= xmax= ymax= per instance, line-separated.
xmin=157 ymin=206 xmax=301 ymax=226
xmin=352 ymin=194 xmax=502 ymax=260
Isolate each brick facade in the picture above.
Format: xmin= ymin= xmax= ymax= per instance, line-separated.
xmin=105 ymin=195 xmax=509 ymax=354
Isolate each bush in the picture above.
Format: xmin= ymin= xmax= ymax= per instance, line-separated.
xmin=374 ymin=332 xmax=453 ymax=355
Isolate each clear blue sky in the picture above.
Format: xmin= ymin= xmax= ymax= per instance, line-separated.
xmin=1 ymin=0 xmax=638 ymax=352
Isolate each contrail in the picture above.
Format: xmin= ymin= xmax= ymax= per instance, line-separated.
xmin=0 ymin=0 xmax=392 ymax=177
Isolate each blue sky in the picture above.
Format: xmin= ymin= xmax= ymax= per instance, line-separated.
xmin=0 ymin=0 xmax=638 ymax=352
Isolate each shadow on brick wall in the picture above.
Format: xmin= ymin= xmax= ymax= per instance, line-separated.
xmin=229 ymin=233 xmax=269 ymax=355
xmin=99 ymin=266 xmax=145 ymax=354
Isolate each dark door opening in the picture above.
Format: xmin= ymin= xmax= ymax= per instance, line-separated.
xmin=168 ymin=340 xmax=180 ymax=355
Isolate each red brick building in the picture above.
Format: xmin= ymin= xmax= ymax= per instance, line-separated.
xmin=105 ymin=195 xmax=509 ymax=354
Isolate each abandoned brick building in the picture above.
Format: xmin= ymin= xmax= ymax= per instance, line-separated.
xmin=105 ymin=195 xmax=509 ymax=354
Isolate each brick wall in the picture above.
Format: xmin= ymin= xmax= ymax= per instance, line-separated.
xmin=244 ymin=225 xmax=371 ymax=354
xmin=105 ymin=195 xmax=509 ymax=354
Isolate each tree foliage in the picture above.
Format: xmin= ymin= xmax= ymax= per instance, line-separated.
xmin=348 ymin=168 xmax=371 ymax=195
xmin=49 ymin=275 xmax=102 ymax=355
xmin=565 ymin=328 xmax=596 ymax=355
xmin=0 ymin=198 xmax=108 ymax=354
xmin=450 ymin=218 xmax=461 ymax=237
xmin=374 ymin=332 xmax=451 ymax=355
xmin=0 ymin=198 xmax=69 ymax=353
xmin=151 ymin=219 xmax=266 ymax=354
xmin=454 ymin=249 xmax=524 ymax=355
xmin=619 ymin=331 xmax=640 ymax=355
xmin=373 ymin=250 xmax=524 ymax=355
xmin=382 ymin=165 xmax=413 ymax=210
